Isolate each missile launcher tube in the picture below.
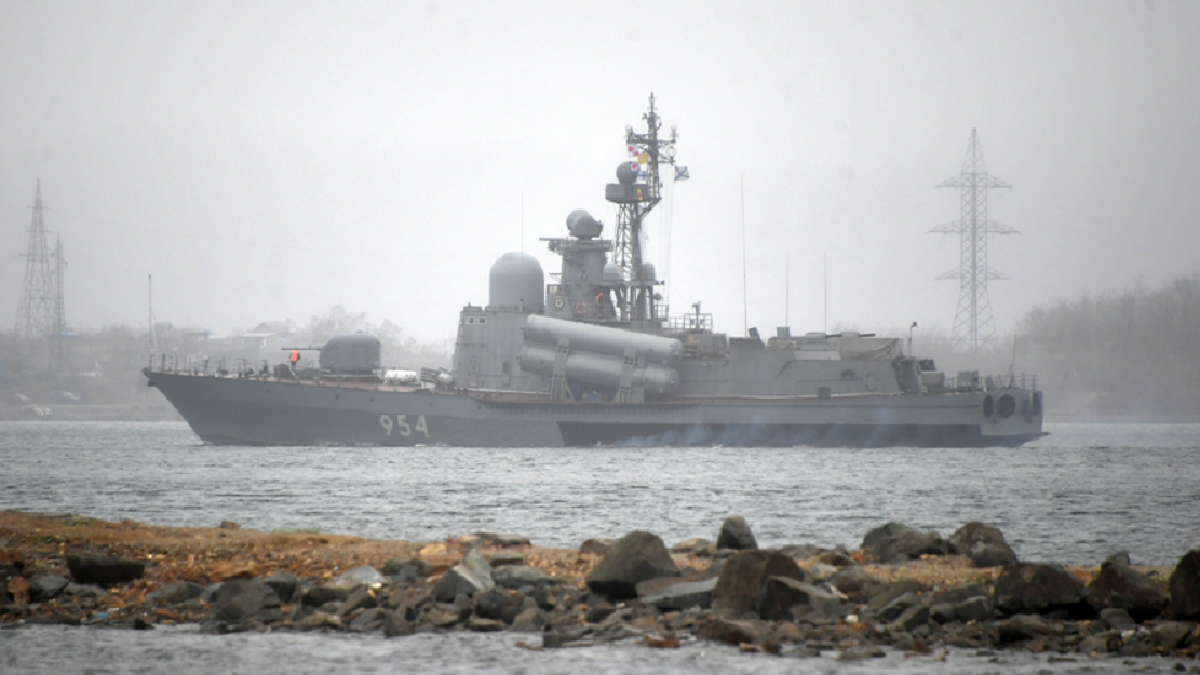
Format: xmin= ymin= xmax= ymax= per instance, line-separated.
xmin=517 ymin=344 xmax=679 ymax=397
xmin=523 ymin=315 xmax=682 ymax=366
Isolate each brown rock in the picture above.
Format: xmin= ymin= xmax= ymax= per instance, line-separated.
xmin=579 ymin=538 xmax=614 ymax=556
xmin=711 ymin=550 xmax=804 ymax=613
xmin=1169 ymin=550 xmax=1200 ymax=620
xmin=1086 ymin=561 xmax=1167 ymax=622
xmin=467 ymin=617 xmax=505 ymax=632
xmin=950 ymin=522 xmax=1017 ymax=568
xmin=0 ymin=549 xmax=27 ymax=579
xmin=586 ymin=531 xmax=680 ymax=599
xmin=698 ymin=616 xmax=761 ymax=646
xmin=66 ymin=553 xmax=146 ymax=585
xmin=7 ymin=576 xmax=29 ymax=604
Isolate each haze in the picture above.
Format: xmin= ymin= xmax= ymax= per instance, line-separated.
xmin=2 ymin=0 xmax=1198 ymax=345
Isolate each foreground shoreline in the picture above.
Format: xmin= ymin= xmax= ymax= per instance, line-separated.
xmin=2 ymin=511 xmax=1197 ymax=664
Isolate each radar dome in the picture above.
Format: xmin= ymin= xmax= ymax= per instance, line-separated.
xmin=566 ymin=210 xmax=602 ymax=239
xmin=489 ymin=252 xmax=545 ymax=312
xmin=616 ymin=161 xmax=638 ymax=186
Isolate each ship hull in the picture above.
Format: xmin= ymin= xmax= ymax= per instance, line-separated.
xmin=145 ymin=370 xmax=1045 ymax=448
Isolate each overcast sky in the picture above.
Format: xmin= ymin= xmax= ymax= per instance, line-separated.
xmin=2 ymin=0 xmax=1197 ymax=345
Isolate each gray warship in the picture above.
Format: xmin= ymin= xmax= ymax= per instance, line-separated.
xmin=144 ymin=96 xmax=1045 ymax=447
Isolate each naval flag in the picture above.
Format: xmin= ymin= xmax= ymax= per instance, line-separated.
xmin=674 ymin=166 xmax=690 ymax=182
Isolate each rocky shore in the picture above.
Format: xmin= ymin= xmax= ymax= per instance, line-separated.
xmin=2 ymin=510 xmax=1198 ymax=664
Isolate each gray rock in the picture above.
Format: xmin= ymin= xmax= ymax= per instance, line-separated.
xmin=949 ymin=522 xmax=1017 ymax=568
xmin=1149 ymin=621 xmax=1194 ymax=649
xmin=470 ymin=532 xmax=531 ymax=548
xmin=472 ymin=587 xmax=510 ymax=621
xmin=930 ymin=602 xmax=957 ymax=624
xmin=579 ymin=538 xmax=614 ymax=556
xmin=866 ymin=580 xmax=926 ymax=614
xmin=431 ymin=550 xmax=494 ymax=603
xmin=388 ymin=564 xmax=422 ymax=585
xmin=382 ymin=610 xmax=415 ymax=637
xmin=672 ymin=538 xmax=715 ymax=556
xmin=347 ymin=607 xmax=388 ymax=632
xmin=66 ymin=553 xmax=145 ymax=584
xmin=493 ymin=565 xmax=559 ymax=590
xmin=263 ymin=570 xmax=298 ymax=602
xmin=1086 ymin=560 xmax=1167 ymax=622
xmin=931 ymin=582 xmax=988 ymax=606
xmin=995 ymin=613 xmax=1059 ymax=645
xmin=861 ymin=522 xmax=950 ymax=564
xmin=877 ymin=592 xmax=921 ymax=622
xmin=61 ymin=583 xmax=104 ymax=600
xmin=757 ymin=576 xmax=844 ymax=622
xmin=716 ymin=516 xmax=758 ymax=551
xmin=28 ymin=575 xmax=68 ymax=602
xmin=336 ymin=585 xmax=378 ymax=618
xmin=828 ymin=566 xmax=882 ymax=602
xmin=158 ymin=580 xmax=205 ymax=605
xmin=336 ymin=565 xmax=386 ymax=588
xmin=994 ymin=563 xmax=1092 ymax=618
xmin=642 ymin=577 xmax=718 ymax=611
xmin=585 ymin=531 xmax=680 ymax=599
xmin=1105 ymin=551 xmax=1132 ymax=566
xmin=1100 ymin=607 xmax=1136 ymax=631
xmin=211 ymin=579 xmax=282 ymax=624
xmin=301 ymin=583 xmax=350 ymax=607
xmin=955 ymin=595 xmax=993 ymax=623
xmin=381 ymin=557 xmax=420 ymax=577
xmin=711 ymin=549 xmax=804 ymax=613
xmin=510 ymin=607 xmax=545 ymax=632
xmin=1168 ymin=549 xmax=1200 ymax=620
xmin=889 ymin=603 xmax=930 ymax=632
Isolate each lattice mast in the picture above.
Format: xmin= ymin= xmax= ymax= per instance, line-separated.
xmin=610 ymin=93 xmax=677 ymax=325
xmin=929 ymin=129 xmax=1017 ymax=350
xmin=13 ymin=181 xmax=57 ymax=342
xmin=52 ymin=234 xmax=69 ymax=373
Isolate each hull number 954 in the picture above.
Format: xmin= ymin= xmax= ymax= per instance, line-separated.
xmin=379 ymin=414 xmax=429 ymax=438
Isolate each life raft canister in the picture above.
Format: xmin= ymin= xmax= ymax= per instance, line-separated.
xmin=575 ymin=301 xmax=586 ymax=315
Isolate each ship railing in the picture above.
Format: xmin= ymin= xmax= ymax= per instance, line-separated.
xmin=667 ymin=313 xmax=713 ymax=333
xmin=148 ymin=354 xmax=272 ymax=379
xmin=941 ymin=373 xmax=1039 ymax=392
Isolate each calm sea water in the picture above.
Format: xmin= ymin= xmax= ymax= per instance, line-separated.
xmin=1 ymin=421 xmax=1198 ymax=673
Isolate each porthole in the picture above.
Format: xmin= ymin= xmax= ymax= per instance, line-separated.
xmin=998 ymin=394 xmax=1016 ymax=418
xmin=982 ymin=395 xmax=995 ymax=418
xmin=479 ymin=317 xmax=487 ymax=324
xmin=466 ymin=317 xmax=475 ymax=324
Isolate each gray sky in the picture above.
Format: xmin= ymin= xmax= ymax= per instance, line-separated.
xmin=2 ymin=0 xmax=1198 ymax=343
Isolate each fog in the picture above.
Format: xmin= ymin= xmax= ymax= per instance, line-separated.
xmin=2 ymin=1 xmax=1198 ymax=346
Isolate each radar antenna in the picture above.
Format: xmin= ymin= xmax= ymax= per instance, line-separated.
xmin=606 ymin=93 xmax=678 ymax=326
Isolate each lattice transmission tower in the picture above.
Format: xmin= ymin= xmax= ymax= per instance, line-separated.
xmin=929 ymin=129 xmax=1018 ymax=351
xmin=14 ymin=181 xmax=57 ymax=341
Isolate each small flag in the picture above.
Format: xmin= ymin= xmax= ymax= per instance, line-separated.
xmin=627 ymin=145 xmax=638 ymax=157
xmin=637 ymin=170 xmax=647 ymax=183
xmin=674 ymin=166 xmax=690 ymax=182
xmin=636 ymin=152 xmax=649 ymax=164
xmin=629 ymin=161 xmax=639 ymax=173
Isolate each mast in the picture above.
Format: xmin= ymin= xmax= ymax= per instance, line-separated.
xmin=608 ymin=93 xmax=677 ymax=327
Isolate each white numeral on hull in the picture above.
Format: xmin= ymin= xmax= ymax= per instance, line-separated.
xmin=379 ymin=414 xmax=430 ymax=438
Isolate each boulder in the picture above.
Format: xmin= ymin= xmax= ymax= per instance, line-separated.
xmin=697 ymin=616 xmax=762 ymax=646
xmin=585 ymin=531 xmax=680 ymax=599
xmin=157 ymin=580 xmax=205 ymax=605
xmin=335 ymin=585 xmax=378 ymax=618
xmin=1105 ymin=551 xmax=1132 ymax=566
xmin=1100 ymin=607 xmax=1136 ymax=631
xmin=336 ymin=565 xmax=386 ymax=588
xmin=301 ymin=583 xmax=351 ymax=607
xmin=211 ymin=579 xmax=282 ymax=624
xmin=955 ymin=595 xmax=994 ymax=623
xmin=860 ymin=522 xmax=951 ymax=564
xmin=66 ymin=552 xmax=145 ymax=584
xmin=1086 ymin=560 xmax=1167 ymax=622
xmin=431 ymin=550 xmax=494 ymax=603
xmin=492 ymin=565 xmax=559 ymax=590
xmin=711 ymin=549 xmax=804 ymax=613
xmin=472 ymin=587 xmax=512 ymax=621
xmin=642 ymin=578 xmax=718 ymax=611
xmin=262 ymin=570 xmax=298 ymax=602
xmin=672 ymin=538 xmax=715 ymax=556
xmin=949 ymin=522 xmax=1017 ymax=568
xmin=757 ymin=577 xmax=844 ymax=622
xmin=579 ymin=538 xmax=614 ymax=556
xmin=716 ymin=516 xmax=758 ymax=551
xmin=0 ymin=549 xmax=26 ymax=580
xmin=347 ymin=607 xmax=388 ymax=632
xmin=828 ymin=566 xmax=882 ymax=602
xmin=381 ymin=556 xmax=420 ymax=577
xmin=635 ymin=576 xmax=685 ymax=598
xmin=510 ymin=607 xmax=545 ymax=632
xmin=1169 ymin=550 xmax=1200 ymax=620
xmin=876 ymin=592 xmax=921 ymax=622
xmin=865 ymin=580 xmax=926 ymax=614
xmin=28 ymin=575 xmax=68 ymax=602
xmin=1149 ymin=621 xmax=1195 ymax=650
xmin=388 ymin=565 xmax=422 ymax=585
xmin=931 ymin=582 xmax=988 ymax=606
xmin=995 ymin=614 xmax=1060 ymax=646
xmin=889 ymin=603 xmax=930 ymax=632
xmin=993 ymin=563 xmax=1092 ymax=618
xmin=469 ymin=532 xmax=531 ymax=548
xmin=383 ymin=610 xmax=415 ymax=637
